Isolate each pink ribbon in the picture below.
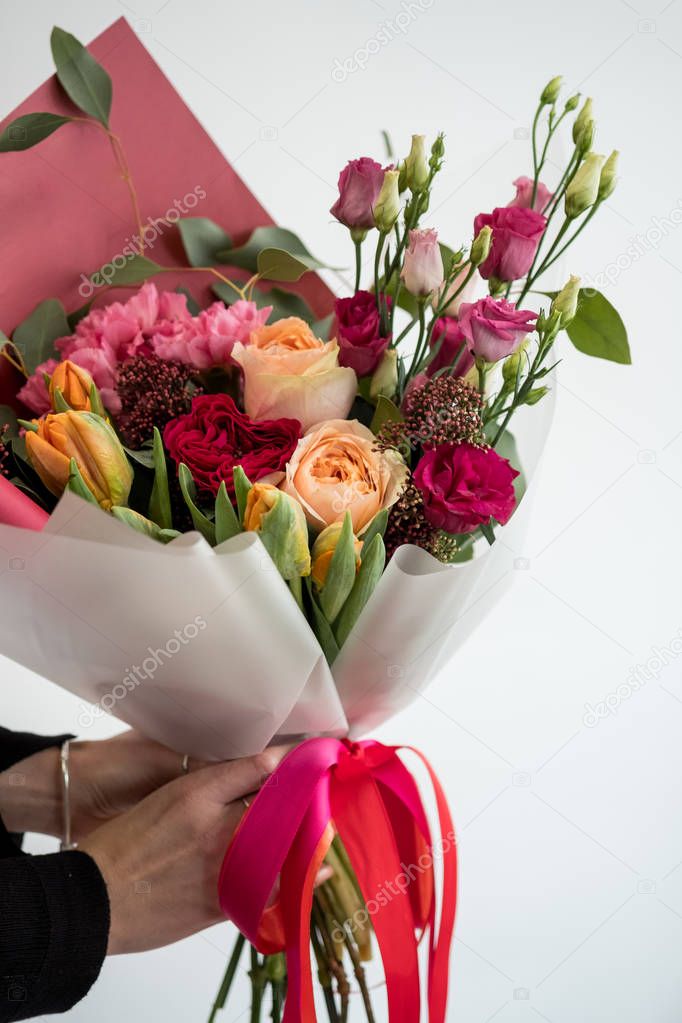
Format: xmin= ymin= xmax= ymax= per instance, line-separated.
xmin=219 ymin=737 xmax=457 ymax=1022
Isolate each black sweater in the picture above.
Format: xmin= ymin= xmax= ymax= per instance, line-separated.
xmin=0 ymin=728 xmax=110 ymax=1020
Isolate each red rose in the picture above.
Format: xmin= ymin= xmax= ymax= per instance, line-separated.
xmin=472 ymin=207 xmax=546 ymax=282
xmin=334 ymin=290 xmax=391 ymax=376
xmin=164 ymin=394 xmax=301 ymax=497
xmin=414 ymin=442 xmax=519 ymax=534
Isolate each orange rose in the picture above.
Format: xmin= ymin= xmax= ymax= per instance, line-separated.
xmin=232 ymin=317 xmax=357 ymax=432
xmin=283 ymin=419 xmax=407 ymax=534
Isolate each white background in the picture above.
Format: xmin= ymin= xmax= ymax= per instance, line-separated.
xmin=1 ymin=1 xmax=681 ymax=1021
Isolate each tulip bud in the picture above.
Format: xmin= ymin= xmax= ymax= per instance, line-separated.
xmin=598 ymin=150 xmax=618 ymax=201
xmin=25 ymin=411 xmax=133 ymax=510
xmin=572 ymin=97 xmax=593 ymax=149
xmin=49 ymin=360 xmax=101 ymax=414
xmin=373 ymin=169 xmax=401 ymax=233
xmin=551 ymin=275 xmax=581 ymax=326
xmin=369 ymin=349 xmax=398 ymax=401
xmin=312 ymin=521 xmax=362 ymax=589
xmin=404 ymin=134 xmax=429 ymax=193
xmin=540 ymin=76 xmax=562 ymax=106
xmin=564 ymin=152 xmax=605 ymax=219
xmin=243 ymin=482 xmax=311 ymax=579
xmin=470 ymin=225 xmax=493 ymax=268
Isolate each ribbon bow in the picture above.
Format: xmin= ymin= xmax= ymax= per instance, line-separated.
xmin=219 ymin=737 xmax=457 ymax=1022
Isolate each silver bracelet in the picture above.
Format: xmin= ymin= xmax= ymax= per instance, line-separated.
xmin=59 ymin=740 xmax=78 ymax=851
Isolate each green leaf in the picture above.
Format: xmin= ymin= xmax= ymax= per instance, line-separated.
xmin=178 ymin=217 xmax=232 ymax=267
xmin=233 ymin=466 xmax=252 ymax=525
xmin=51 ymin=27 xmax=112 ymax=126
xmin=12 ymin=298 xmax=70 ymax=374
xmin=52 ymin=387 xmax=71 ymax=412
xmin=319 ymin=513 xmax=357 ymax=623
xmin=67 ymin=299 xmax=93 ymax=330
xmin=111 ymin=506 xmax=180 ymax=544
xmin=524 ymin=386 xmax=548 ymax=406
xmin=216 ymin=226 xmax=328 ymax=279
xmin=67 ymin=458 xmax=98 ymax=506
xmin=175 ymin=286 xmax=201 ymax=316
xmin=215 ymin=481 xmax=241 ymax=543
xmin=370 ymin=395 xmax=404 ymax=435
xmin=306 ymin=581 xmax=341 ymax=665
xmin=212 ymin=282 xmax=317 ymax=325
xmin=334 ymin=534 xmax=386 ymax=648
xmin=490 ymin=428 xmax=526 ymax=508
xmin=148 ymin=427 xmax=172 ymax=530
xmin=358 ymin=508 xmax=388 ymax=548
xmin=479 ymin=521 xmax=495 ymax=545
xmin=0 ymin=405 xmax=20 ymax=441
xmin=178 ymin=463 xmax=216 ymax=545
xmin=546 ymin=289 xmax=631 ymax=365
xmin=89 ymin=254 xmax=162 ymax=289
xmin=312 ymin=313 xmax=334 ymax=340
xmin=123 ymin=443 xmax=155 ymax=469
xmin=0 ymin=113 xmax=72 ymax=152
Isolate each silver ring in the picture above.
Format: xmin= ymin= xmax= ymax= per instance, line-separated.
xmin=242 ymin=796 xmax=251 ymax=809
xmin=181 ymin=753 xmax=190 ymax=775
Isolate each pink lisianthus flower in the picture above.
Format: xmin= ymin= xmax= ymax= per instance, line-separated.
xmin=508 ymin=176 xmax=554 ymax=214
xmin=458 ymin=297 xmax=537 ymax=364
xmin=17 ymin=359 xmax=59 ymax=415
xmin=401 ymin=228 xmax=444 ymax=298
xmin=473 ymin=207 xmax=546 ymax=282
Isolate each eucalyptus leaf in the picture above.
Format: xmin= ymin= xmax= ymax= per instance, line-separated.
xmin=51 ymin=27 xmax=112 ymax=126
xmin=148 ymin=427 xmax=172 ymax=530
xmin=370 ymin=395 xmax=404 ymax=435
xmin=215 ymin=481 xmax=241 ymax=543
xmin=67 ymin=300 xmax=93 ymax=330
xmin=334 ymin=534 xmax=385 ymax=648
xmin=90 ymin=254 xmax=162 ymax=289
xmin=175 ymin=286 xmax=201 ymax=316
xmin=216 ymin=226 xmax=328 ymax=278
xmin=312 ymin=313 xmax=334 ymax=340
xmin=319 ymin=513 xmax=357 ymax=623
xmin=12 ymin=299 xmax=70 ymax=374
xmin=0 ymin=113 xmax=72 ymax=152
xmin=178 ymin=463 xmax=216 ymax=545
xmin=178 ymin=217 xmax=232 ymax=267
xmin=488 ymin=428 xmax=526 ymax=508
xmin=211 ymin=281 xmax=317 ymax=325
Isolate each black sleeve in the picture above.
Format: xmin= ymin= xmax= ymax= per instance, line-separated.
xmin=0 ymin=850 xmax=110 ymax=1021
xmin=0 ymin=728 xmax=72 ymax=775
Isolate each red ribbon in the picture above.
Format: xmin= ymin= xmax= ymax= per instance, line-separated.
xmin=219 ymin=737 xmax=457 ymax=1022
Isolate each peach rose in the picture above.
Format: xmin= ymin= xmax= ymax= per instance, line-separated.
xmin=231 ymin=317 xmax=357 ymax=432
xmin=283 ymin=419 xmax=407 ymax=534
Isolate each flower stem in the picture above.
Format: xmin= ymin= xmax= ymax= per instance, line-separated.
xmin=249 ymin=946 xmax=267 ymax=1023
xmin=354 ymin=239 xmax=363 ymax=293
xmin=207 ymin=932 xmax=246 ymax=1023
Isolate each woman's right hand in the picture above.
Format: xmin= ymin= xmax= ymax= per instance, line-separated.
xmin=80 ymin=747 xmax=289 ymax=954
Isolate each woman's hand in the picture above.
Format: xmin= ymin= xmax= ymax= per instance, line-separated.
xmin=0 ymin=729 xmax=206 ymax=840
xmin=80 ymin=747 xmax=289 ymax=954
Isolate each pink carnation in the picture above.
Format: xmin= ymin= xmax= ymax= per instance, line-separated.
xmin=152 ymin=300 xmax=271 ymax=369
xmin=17 ymin=359 xmax=59 ymax=415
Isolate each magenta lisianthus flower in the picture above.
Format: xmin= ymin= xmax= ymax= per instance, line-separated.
xmin=457 ymin=297 xmax=537 ymax=364
xmin=333 ymin=290 xmax=390 ymax=376
xmin=330 ymin=157 xmax=385 ymax=231
xmin=508 ymin=175 xmax=554 ymax=214
xmin=427 ymin=317 xmax=475 ymax=378
xmin=473 ymin=207 xmax=546 ymax=282
xmin=401 ymin=228 xmax=444 ymax=298
xmin=414 ymin=442 xmax=519 ymax=534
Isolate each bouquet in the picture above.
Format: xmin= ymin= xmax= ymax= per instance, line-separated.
xmin=0 ymin=24 xmax=629 ymax=1023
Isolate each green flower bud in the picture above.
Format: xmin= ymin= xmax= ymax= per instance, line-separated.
xmin=564 ymin=93 xmax=580 ymax=112
xmin=597 ymin=150 xmax=619 ymax=201
xmin=501 ymin=339 xmax=528 ymax=386
xmin=572 ymin=98 xmax=593 ymax=147
xmin=369 ymin=349 xmax=398 ymax=401
xmin=564 ymin=152 xmax=605 ymax=219
xmin=551 ymin=275 xmax=581 ymax=326
xmin=397 ymin=160 xmax=408 ymax=193
xmin=429 ymin=132 xmax=445 ymax=174
xmin=541 ymin=76 xmax=562 ymax=105
xmin=405 ymin=134 xmax=429 ymax=192
xmin=470 ymin=225 xmax=493 ymax=268
xmin=373 ymin=169 xmax=401 ymax=233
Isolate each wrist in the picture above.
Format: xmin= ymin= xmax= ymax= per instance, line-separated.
xmin=0 ymin=746 xmax=62 ymax=835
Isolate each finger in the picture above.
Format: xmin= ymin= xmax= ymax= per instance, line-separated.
xmin=186 ymin=745 xmax=295 ymax=805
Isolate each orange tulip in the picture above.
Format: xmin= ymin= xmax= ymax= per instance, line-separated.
xmin=311 ymin=521 xmax=362 ymax=589
xmin=25 ymin=411 xmax=133 ymax=510
xmin=49 ymin=360 xmax=94 ymax=412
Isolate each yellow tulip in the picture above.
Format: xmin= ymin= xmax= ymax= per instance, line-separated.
xmin=312 ymin=521 xmax=362 ymax=589
xmin=244 ymin=482 xmax=311 ymax=579
xmin=25 ymin=411 xmax=133 ymax=510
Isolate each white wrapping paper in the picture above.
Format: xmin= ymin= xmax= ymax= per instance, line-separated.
xmin=0 ymin=392 xmax=554 ymax=756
